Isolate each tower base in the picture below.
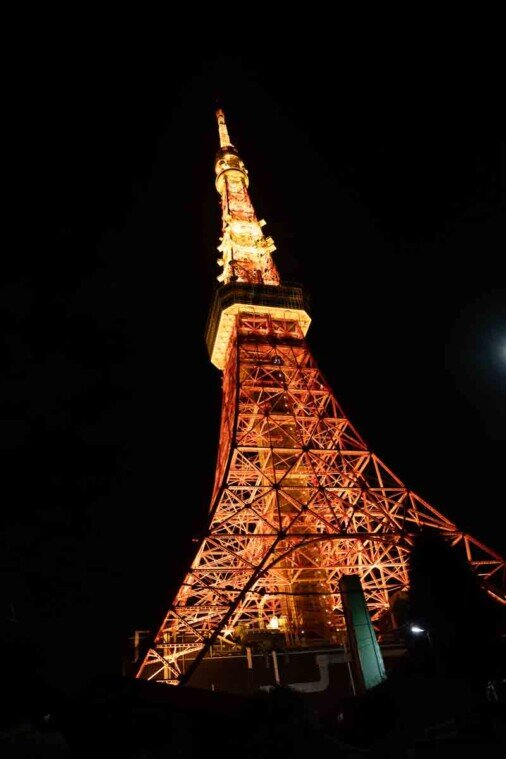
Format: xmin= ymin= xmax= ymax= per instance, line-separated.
xmin=187 ymin=644 xmax=405 ymax=703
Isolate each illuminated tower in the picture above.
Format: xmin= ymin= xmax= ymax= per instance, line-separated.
xmin=137 ymin=110 xmax=506 ymax=686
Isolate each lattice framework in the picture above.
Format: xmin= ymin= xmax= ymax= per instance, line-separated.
xmin=138 ymin=313 xmax=505 ymax=684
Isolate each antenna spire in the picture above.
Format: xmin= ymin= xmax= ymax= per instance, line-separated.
xmin=213 ymin=109 xmax=280 ymax=286
xmin=216 ymin=108 xmax=232 ymax=148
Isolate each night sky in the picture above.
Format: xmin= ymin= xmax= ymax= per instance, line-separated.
xmin=3 ymin=42 xmax=505 ymax=697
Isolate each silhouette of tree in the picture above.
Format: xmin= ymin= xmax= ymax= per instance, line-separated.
xmin=408 ymin=529 xmax=500 ymax=689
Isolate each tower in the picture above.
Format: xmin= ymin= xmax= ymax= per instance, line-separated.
xmin=137 ymin=110 xmax=506 ymax=686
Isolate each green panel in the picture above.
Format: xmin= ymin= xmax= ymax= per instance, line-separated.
xmin=339 ymin=574 xmax=386 ymax=691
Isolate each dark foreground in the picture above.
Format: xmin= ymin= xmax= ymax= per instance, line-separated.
xmin=0 ymin=669 xmax=504 ymax=758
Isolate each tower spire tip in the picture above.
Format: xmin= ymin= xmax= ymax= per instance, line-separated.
xmin=216 ymin=108 xmax=233 ymax=148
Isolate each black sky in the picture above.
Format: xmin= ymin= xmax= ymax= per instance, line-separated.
xmin=2 ymin=41 xmax=505 ymax=697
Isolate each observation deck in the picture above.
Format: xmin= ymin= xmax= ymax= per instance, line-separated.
xmin=206 ymin=282 xmax=311 ymax=368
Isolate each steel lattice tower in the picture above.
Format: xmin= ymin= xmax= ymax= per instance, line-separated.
xmin=137 ymin=110 xmax=506 ymax=686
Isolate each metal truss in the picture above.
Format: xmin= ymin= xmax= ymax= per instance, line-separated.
xmin=138 ymin=313 xmax=506 ymax=685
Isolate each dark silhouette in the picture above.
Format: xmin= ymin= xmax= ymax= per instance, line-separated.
xmin=408 ymin=529 xmax=502 ymax=690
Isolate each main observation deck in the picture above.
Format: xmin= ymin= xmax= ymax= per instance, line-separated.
xmin=205 ymin=282 xmax=311 ymax=369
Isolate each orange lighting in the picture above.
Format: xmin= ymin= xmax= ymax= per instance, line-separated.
xmin=136 ymin=110 xmax=506 ymax=687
